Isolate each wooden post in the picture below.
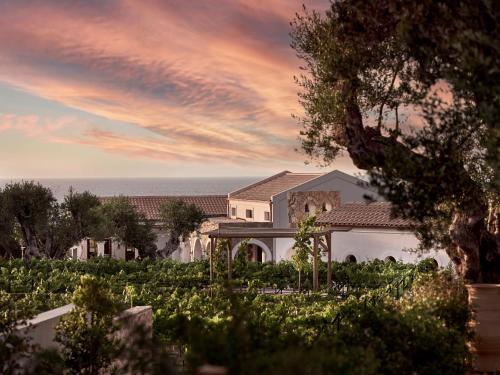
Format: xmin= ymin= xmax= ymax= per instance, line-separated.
xmin=312 ymin=235 xmax=318 ymax=291
xmin=227 ymin=238 xmax=232 ymax=283
xmin=326 ymin=233 xmax=332 ymax=289
xmin=209 ymin=237 xmax=214 ymax=284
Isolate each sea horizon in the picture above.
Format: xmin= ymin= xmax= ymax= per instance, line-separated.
xmin=0 ymin=177 xmax=262 ymax=201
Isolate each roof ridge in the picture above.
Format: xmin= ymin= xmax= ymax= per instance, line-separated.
xmin=228 ymin=170 xmax=290 ymax=197
xmin=99 ymin=195 xmax=227 ymax=198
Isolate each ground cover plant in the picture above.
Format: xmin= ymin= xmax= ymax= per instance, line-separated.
xmin=0 ymin=258 xmax=470 ymax=374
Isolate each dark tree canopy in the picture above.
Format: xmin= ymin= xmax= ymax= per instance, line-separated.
xmin=0 ymin=182 xmax=107 ymax=259
xmin=96 ymin=197 xmax=157 ymax=259
xmin=291 ymin=0 xmax=500 ymax=282
xmin=0 ymin=193 xmax=20 ymax=258
xmin=159 ymin=199 xmax=206 ymax=258
xmin=2 ymin=181 xmax=55 ymax=259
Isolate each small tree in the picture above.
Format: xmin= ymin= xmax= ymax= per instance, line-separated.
xmin=55 ymin=275 xmax=120 ymax=375
xmin=159 ymin=199 xmax=206 ymax=258
xmin=0 ymin=192 xmax=21 ymax=259
xmin=292 ymin=216 xmax=316 ymax=291
xmin=62 ymin=188 xmax=101 ymax=241
xmin=95 ymin=197 xmax=158 ymax=259
xmin=2 ymin=181 xmax=55 ymax=259
xmin=43 ymin=189 xmax=102 ymax=259
xmin=233 ymin=239 xmax=250 ymax=273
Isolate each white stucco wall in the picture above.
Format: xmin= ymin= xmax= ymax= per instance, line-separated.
xmin=228 ymin=199 xmax=271 ymax=222
xmin=71 ymin=239 xmax=134 ymax=261
xmin=16 ymin=304 xmax=152 ymax=352
xmin=275 ymin=228 xmax=450 ymax=267
xmin=272 ymin=171 xmax=383 ymax=230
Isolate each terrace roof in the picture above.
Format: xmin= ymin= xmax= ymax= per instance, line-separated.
xmin=207 ymin=226 xmax=350 ymax=239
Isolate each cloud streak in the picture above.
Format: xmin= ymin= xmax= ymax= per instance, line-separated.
xmin=0 ymin=0 xmax=327 ymax=170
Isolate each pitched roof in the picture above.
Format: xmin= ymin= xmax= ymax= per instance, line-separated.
xmin=316 ymin=202 xmax=415 ymax=229
xmin=229 ymin=171 xmax=322 ymax=202
xmin=99 ymin=195 xmax=227 ymax=221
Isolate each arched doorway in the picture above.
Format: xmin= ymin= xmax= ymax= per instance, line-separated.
xmin=232 ymin=239 xmax=272 ymax=263
xmin=345 ymin=254 xmax=357 ymax=263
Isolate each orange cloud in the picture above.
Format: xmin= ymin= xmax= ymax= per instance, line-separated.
xmin=0 ymin=1 xmax=327 ymax=167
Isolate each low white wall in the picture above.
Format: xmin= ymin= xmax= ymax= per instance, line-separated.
xmin=16 ymin=304 xmax=74 ymax=350
xmin=16 ymin=304 xmax=153 ymax=350
xmin=275 ymin=228 xmax=450 ymax=267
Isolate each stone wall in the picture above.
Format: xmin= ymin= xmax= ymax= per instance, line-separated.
xmin=288 ymin=191 xmax=341 ymax=227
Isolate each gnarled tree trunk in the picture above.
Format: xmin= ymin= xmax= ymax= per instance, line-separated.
xmin=159 ymin=234 xmax=181 ymax=258
xmin=20 ymin=224 xmax=41 ymax=260
xmin=343 ymin=88 xmax=500 ymax=283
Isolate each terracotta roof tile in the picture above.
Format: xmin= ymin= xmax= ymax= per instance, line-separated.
xmin=99 ymin=195 xmax=227 ymax=221
xmin=229 ymin=171 xmax=322 ymax=202
xmin=316 ymin=202 xmax=415 ymax=229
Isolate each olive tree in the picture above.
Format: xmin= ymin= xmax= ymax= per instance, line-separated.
xmin=95 ymin=197 xmax=158 ymax=259
xmin=159 ymin=199 xmax=206 ymax=258
xmin=291 ymin=0 xmax=500 ymax=282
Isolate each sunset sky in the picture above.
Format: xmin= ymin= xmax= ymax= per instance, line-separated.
xmin=0 ymin=0 xmax=358 ymax=178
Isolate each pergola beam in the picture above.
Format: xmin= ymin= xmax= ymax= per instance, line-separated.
xmin=206 ymin=226 xmax=350 ymax=289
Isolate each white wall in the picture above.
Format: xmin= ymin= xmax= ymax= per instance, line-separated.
xmin=272 ymin=171 xmax=383 ymax=230
xmin=228 ymin=199 xmax=271 ymax=222
xmin=275 ymin=229 xmax=450 ymax=267
xmin=16 ymin=304 xmax=152 ymax=352
xmin=71 ymin=239 xmax=133 ymax=261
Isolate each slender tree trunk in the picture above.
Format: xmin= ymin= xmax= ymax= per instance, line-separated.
xmin=298 ymin=269 xmax=302 ymax=292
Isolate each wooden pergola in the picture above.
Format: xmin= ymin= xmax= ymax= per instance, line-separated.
xmin=207 ymin=227 xmax=350 ymax=291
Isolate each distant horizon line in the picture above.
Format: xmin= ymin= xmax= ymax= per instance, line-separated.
xmin=0 ymin=176 xmax=266 ymax=180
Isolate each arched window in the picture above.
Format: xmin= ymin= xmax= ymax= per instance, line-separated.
xmin=304 ymin=203 xmax=309 ymax=213
xmin=322 ymin=203 xmax=327 ymax=212
xmin=385 ymin=256 xmax=396 ymax=263
xmin=345 ymin=254 xmax=357 ymax=263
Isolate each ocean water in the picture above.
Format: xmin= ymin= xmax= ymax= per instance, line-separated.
xmin=0 ymin=177 xmax=261 ymax=201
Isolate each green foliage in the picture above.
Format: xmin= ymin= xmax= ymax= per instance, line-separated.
xmin=0 ymin=258 xmax=470 ymax=374
xmin=291 ymin=0 xmax=500 ymax=282
xmin=95 ymin=196 xmax=158 ymax=258
xmin=0 ymin=290 xmax=33 ymax=375
xmin=62 ymin=188 xmax=101 ymax=241
xmin=159 ymin=199 xmax=206 ymax=241
xmin=233 ymin=239 xmax=249 ymax=272
xmin=2 ymin=181 xmax=55 ymax=259
xmin=55 ymin=275 xmax=121 ymax=375
xmin=292 ymin=215 xmax=316 ymax=290
xmin=159 ymin=199 xmax=206 ymax=258
xmin=0 ymin=192 xmax=20 ymax=259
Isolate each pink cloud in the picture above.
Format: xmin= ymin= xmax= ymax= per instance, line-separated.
xmin=0 ymin=1 xmax=325 ymax=166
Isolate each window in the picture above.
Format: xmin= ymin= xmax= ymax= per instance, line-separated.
xmin=264 ymin=211 xmax=270 ymax=221
xmin=385 ymin=256 xmax=396 ymax=263
xmin=104 ymin=239 xmax=112 ymax=256
xmin=87 ymin=239 xmax=97 ymax=258
xmin=245 ymin=209 xmax=253 ymax=219
xmin=304 ymin=204 xmax=309 ymax=213
xmin=231 ymin=207 xmax=236 ymax=217
xmin=322 ymin=203 xmax=327 ymax=212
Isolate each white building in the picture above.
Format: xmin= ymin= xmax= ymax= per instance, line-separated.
xmin=223 ymin=170 xmax=450 ymax=266
xmin=70 ymin=195 xmax=228 ymax=261
xmin=275 ymin=202 xmax=450 ymax=267
xmin=70 ymin=170 xmax=451 ymax=267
